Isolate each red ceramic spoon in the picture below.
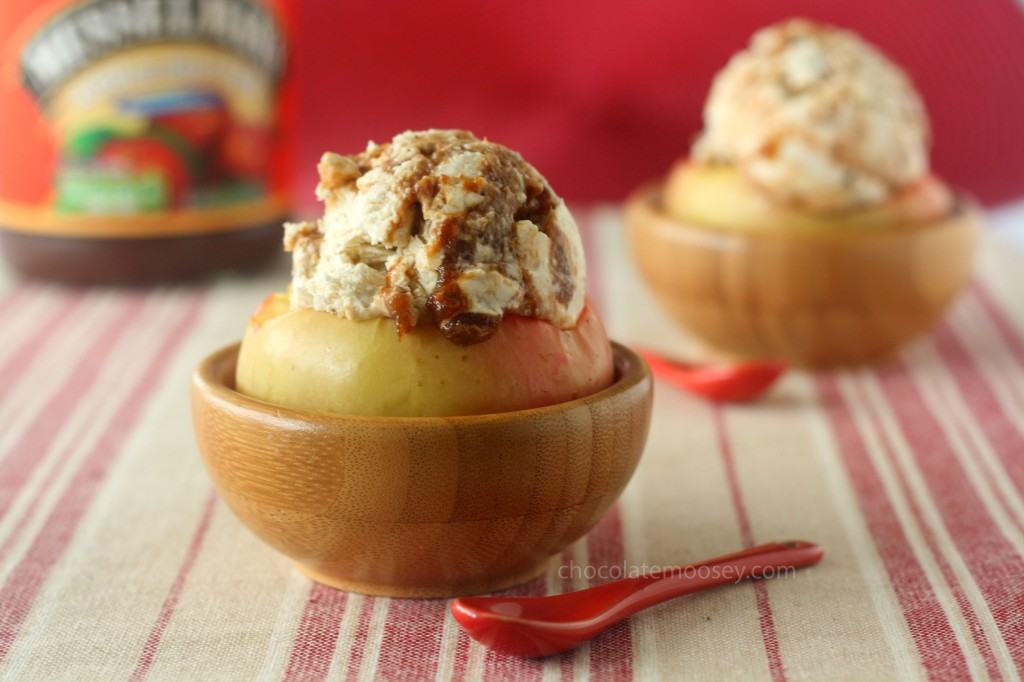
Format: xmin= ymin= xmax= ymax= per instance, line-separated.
xmin=640 ymin=349 xmax=788 ymax=402
xmin=451 ymin=540 xmax=822 ymax=658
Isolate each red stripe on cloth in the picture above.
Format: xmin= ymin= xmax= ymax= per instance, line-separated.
xmin=372 ymin=597 xmax=447 ymax=679
xmin=343 ymin=598 xmax=376 ymax=682
xmin=586 ymin=506 xmax=634 ymax=680
xmin=130 ymin=491 xmax=218 ymax=682
xmin=873 ymin=364 xmax=1024 ymax=672
xmin=816 ymin=376 xmax=974 ymax=680
xmin=558 ymin=548 xmax=576 ymax=682
xmin=0 ymin=293 xmax=148 ymax=522
xmin=559 ymin=650 xmax=576 ymax=680
xmin=0 ymin=285 xmax=30 ymax=319
xmin=0 ymin=292 xmax=204 ymax=663
xmin=712 ymin=407 xmax=786 ymax=682
xmin=971 ymin=283 xmax=1024 ymax=414
xmin=282 ymin=584 xmax=349 ymax=682
xmin=450 ymin=622 xmax=472 ymax=682
xmin=932 ymin=322 xmax=1024 ymax=521
xmin=0 ymin=291 xmax=84 ymax=404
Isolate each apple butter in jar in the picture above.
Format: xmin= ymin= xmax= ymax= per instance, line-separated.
xmin=0 ymin=0 xmax=294 ymax=283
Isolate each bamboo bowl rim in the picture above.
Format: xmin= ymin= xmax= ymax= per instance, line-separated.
xmin=628 ymin=183 xmax=977 ymax=244
xmin=194 ymin=340 xmax=649 ymax=427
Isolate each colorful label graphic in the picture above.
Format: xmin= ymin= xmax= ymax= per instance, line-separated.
xmin=0 ymin=0 xmax=291 ymax=238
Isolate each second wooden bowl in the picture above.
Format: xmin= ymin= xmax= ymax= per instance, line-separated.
xmin=191 ymin=342 xmax=652 ymax=598
xmin=625 ymin=186 xmax=979 ymax=367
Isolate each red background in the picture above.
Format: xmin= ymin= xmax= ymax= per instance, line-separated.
xmin=293 ymin=1 xmax=1024 ymax=208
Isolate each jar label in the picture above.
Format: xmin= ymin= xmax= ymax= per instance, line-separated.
xmin=0 ymin=0 xmax=292 ymax=238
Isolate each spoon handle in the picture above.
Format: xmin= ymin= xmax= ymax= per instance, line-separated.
xmin=611 ymin=540 xmax=823 ymax=620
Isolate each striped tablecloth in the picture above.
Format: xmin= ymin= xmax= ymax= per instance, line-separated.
xmin=0 ymin=206 xmax=1023 ymax=681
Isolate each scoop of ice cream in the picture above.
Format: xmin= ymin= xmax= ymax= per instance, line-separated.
xmin=285 ymin=130 xmax=586 ymax=345
xmin=692 ymin=19 xmax=929 ymax=212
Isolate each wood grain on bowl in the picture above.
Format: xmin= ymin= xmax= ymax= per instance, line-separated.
xmin=625 ymin=186 xmax=980 ymax=368
xmin=191 ymin=342 xmax=652 ymax=598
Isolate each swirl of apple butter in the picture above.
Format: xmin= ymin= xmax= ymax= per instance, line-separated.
xmin=284 ymin=130 xmax=586 ymax=345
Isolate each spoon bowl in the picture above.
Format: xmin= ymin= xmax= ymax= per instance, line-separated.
xmin=639 ymin=349 xmax=787 ymax=402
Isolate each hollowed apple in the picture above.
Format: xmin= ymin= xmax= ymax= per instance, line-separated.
xmin=236 ymin=294 xmax=614 ymax=417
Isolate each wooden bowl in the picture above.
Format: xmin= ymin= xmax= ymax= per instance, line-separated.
xmin=625 ymin=185 xmax=980 ymax=367
xmin=191 ymin=342 xmax=652 ymax=598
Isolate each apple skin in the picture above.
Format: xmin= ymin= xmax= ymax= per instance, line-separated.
xmin=236 ymin=294 xmax=614 ymax=417
xmin=664 ymin=162 xmax=954 ymax=232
